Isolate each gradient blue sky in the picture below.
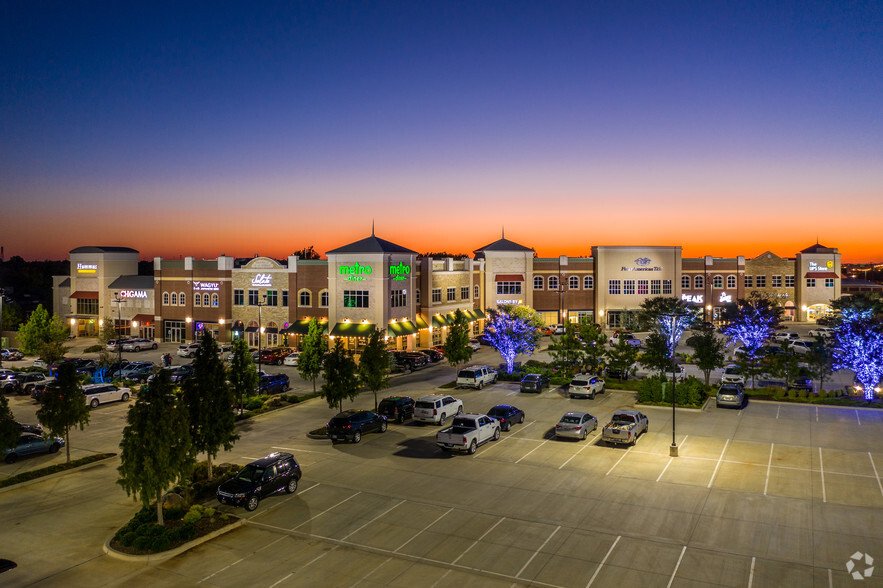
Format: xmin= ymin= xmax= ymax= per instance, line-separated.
xmin=2 ymin=1 xmax=881 ymax=261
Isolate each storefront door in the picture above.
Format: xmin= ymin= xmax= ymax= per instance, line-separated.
xmin=164 ymin=320 xmax=186 ymax=343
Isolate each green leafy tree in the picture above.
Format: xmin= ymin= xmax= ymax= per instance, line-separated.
xmin=806 ymin=336 xmax=835 ymax=393
xmin=98 ymin=317 xmax=119 ymax=345
xmin=229 ymin=338 xmax=259 ymax=413
xmin=1 ymin=300 xmax=24 ymax=331
xmin=117 ymin=370 xmax=194 ymax=526
xmin=686 ymin=326 xmax=726 ymax=387
xmin=0 ymin=395 xmax=20 ymax=452
xmin=17 ymin=304 xmax=69 ymax=363
xmin=321 ymin=338 xmax=360 ymax=412
xmin=442 ymin=309 xmax=473 ymax=373
xmin=181 ymin=334 xmax=239 ymax=479
xmin=358 ymin=329 xmax=390 ymax=411
xmin=576 ymin=321 xmax=609 ymax=374
xmin=639 ymin=333 xmax=672 ymax=379
xmin=36 ymin=363 xmax=90 ymax=463
xmin=548 ymin=323 xmax=583 ymax=373
xmin=298 ymin=318 xmax=326 ymax=393
xmin=767 ymin=341 xmax=801 ymax=389
xmin=606 ymin=339 xmax=640 ymax=382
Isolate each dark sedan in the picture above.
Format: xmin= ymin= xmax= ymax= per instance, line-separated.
xmin=487 ymin=405 xmax=525 ymax=432
xmin=520 ymin=373 xmax=550 ymax=393
xmin=4 ymin=433 xmax=64 ymax=463
xmin=326 ymin=410 xmax=387 ymax=443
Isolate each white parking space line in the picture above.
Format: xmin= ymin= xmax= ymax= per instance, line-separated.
xmin=816 ymin=406 xmax=819 ymax=422
xmin=776 ymin=406 xmax=780 ymax=419
xmin=666 ymin=546 xmax=686 ymax=588
xmin=394 ymin=507 xmax=453 ymax=552
xmin=451 ymin=517 xmax=505 ymax=565
xmin=869 ymin=452 xmax=883 ymax=497
xmin=341 ymin=500 xmax=405 ymax=541
xmin=252 ymin=483 xmax=321 ymax=519
xmin=559 ymin=433 xmax=601 ymax=469
xmin=606 ymin=447 xmax=632 ymax=476
xmin=294 ymin=491 xmax=362 ymax=530
xmin=856 ymin=410 xmax=862 ymax=425
xmin=429 ymin=569 xmax=452 ymax=588
xmin=516 ymin=525 xmax=560 ymax=577
xmin=272 ymin=446 xmax=335 ymax=456
xmin=199 ymin=535 xmax=289 ymax=583
xmin=819 ymin=448 xmax=827 ymax=503
xmin=505 ymin=390 xmax=519 ymax=396
xmin=764 ymin=443 xmax=774 ymax=496
xmin=586 ymin=535 xmax=621 ymax=588
xmin=657 ymin=458 xmax=673 ymax=482
xmin=350 ymin=557 xmax=391 ymax=588
xmin=828 ymin=568 xmax=833 ymax=587
xmin=268 ymin=546 xmax=338 ymax=588
xmin=474 ymin=422 xmax=537 ymax=457
xmin=516 ymin=440 xmax=550 ymax=464
xmin=707 ymin=439 xmax=730 ymax=489
xmin=748 ymin=556 xmax=756 ymax=587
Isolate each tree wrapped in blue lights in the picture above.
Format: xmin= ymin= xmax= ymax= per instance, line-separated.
xmin=638 ymin=297 xmax=698 ymax=358
xmin=832 ymin=294 xmax=883 ymax=402
xmin=721 ymin=294 xmax=781 ymax=364
xmin=482 ymin=305 xmax=540 ymax=373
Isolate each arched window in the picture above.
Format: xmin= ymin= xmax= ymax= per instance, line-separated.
xmin=163 ymin=292 xmax=170 ymax=306
xmin=320 ymin=290 xmax=329 ymax=307
xmin=584 ymin=276 xmax=594 ymax=290
xmin=194 ymin=293 xmax=201 ymax=306
xmin=211 ymin=293 xmax=219 ymax=307
xmin=299 ymin=289 xmax=311 ymax=307
xmin=713 ymin=275 xmax=723 ymax=289
xmin=534 ymin=276 xmax=544 ymax=290
xmin=727 ymin=275 xmax=736 ymax=289
xmin=203 ymin=293 xmax=210 ymax=306
xmin=548 ymin=276 xmax=559 ymax=290
xmin=694 ymin=275 xmax=704 ymax=289
xmin=568 ymin=276 xmax=579 ymax=289
xmin=171 ymin=292 xmax=177 ymax=305
xmin=682 ymin=275 xmax=690 ymax=289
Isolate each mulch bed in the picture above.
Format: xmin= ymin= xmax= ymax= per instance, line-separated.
xmin=109 ymin=514 xmax=238 ymax=555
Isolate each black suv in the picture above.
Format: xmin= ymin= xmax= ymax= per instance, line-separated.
xmin=326 ymin=410 xmax=387 ymax=443
xmin=377 ymin=396 xmax=416 ymax=423
xmin=258 ymin=373 xmax=290 ymax=394
xmin=520 ymin=373 xmax=550 ymax=393
xmin=216 ymin=452 xmax=301 ymax=512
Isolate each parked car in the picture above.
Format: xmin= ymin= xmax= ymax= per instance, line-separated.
xmin=418 ymin=348 xmax=444 ymax=362
xmin=217 ymin=345 xmax=235 ymax=362
xmin=2 ymin=372 xmax=47 ymax=394
xmin=326 ymin=409 xmax=387 ymax=443
xmin=808 ymin=326 xmax=835 ymax=338
xmin=120 ymin=364 xmax=154 ymax=382
xmin=4 ymin=433 xmax=64 ymax=464
xmin=121 ymin=338 xmax=158 ymax=352
xmin=117 ymin=361 xmax=154 ymax=378
xmin=283 ymin=352 xmax=300 ymax=366
xmin=1 ymin=349 xmax=23 ymax=361
xmin=391 ymin=350 xmax=428 ymax=372
xmin=555 ymin=412 xmax=598 ymax=440
xmin=168 ymin=364 xmax=195 ymax=384
xmin=601 ymin=410 xmax=649 ymax=446
xmin=721 ymin=364 xmax=745 ymax=386
xmin=105 ymin=338 xmax=132 ymax=352
xmin=21 ymin=375 xmax=54 ymax=396
xmin=436 ymin=413 xmax=500 ymax=454
xmin=520 ymin=373 xmax=550 ymax=393
xmin=377 ymin=395 xmax=416 ymax=423
xmin=413 ymin=394 xmax=463 ymax=425
xmin=568 ymin=375 xmax=605 ymax=399
xmin=15 ymin=421 xmax=43 ymax=435
xmin=773 ymin=332 xmax=800 ymax=343
xmin=29 ymin=382 xmax=52 ymax=403
xmin=256 ymin=347 xmax=293 ymax=366
xmin=258 ymin=373 xmax=290 ymax=394
xmin=716 ymin=383 xmax=745 ymax=409
xmin=609 ymin=332 xmax=641 ymax=347
xmin=468 ymin=339 xmax=481 ymax=351
xmin=176 ymin=343 xmax=201 ymax=358
xmin=486 ymin=405 xmax=525 ymax=432
xmin=216 ymin=452 xmax=301 ymax=512
xmin=605 ymin=365 xmax=635 ymax=381
xmin=83 ymin=383 xmax=132 ymax=408
xmin=456 ymin=365 xmax=497 ymax=390
xmin=787 ymin=370 xmax=813 ymax=391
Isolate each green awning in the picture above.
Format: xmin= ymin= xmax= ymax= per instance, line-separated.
xmin=431 ymin=315 xmax=448 ymax=328
xmin=387 ymin=320 xmax=419 ymax=337
xmin=281 ymin=320 xmax=328 ymax=335
xmin=329 ymin=322 xmax=376 ymax=337
xmin=414 ymin=315 xmax=429 ymax=329
xmin=472 ymin=309 xmax=486 ymax=319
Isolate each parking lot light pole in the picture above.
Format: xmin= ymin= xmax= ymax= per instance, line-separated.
xmin=114 ymin=295 xmax=123 ymax=381
xmin=257 ymin=295 xmax=266 ymax=394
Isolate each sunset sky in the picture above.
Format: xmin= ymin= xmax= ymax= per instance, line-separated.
xmin=1 ymin=1 xmax=881 ymax=262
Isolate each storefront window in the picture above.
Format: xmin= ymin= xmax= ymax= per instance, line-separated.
xmin=608 ymin=280 xmax=621 ymax=295
xmin=234 ymin=289 xmax=244 ymax=306
xmin=343 ymin=290 xmax=369 ymax=308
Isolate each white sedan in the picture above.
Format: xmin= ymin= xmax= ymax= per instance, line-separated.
xmin=283 ymin=352 xmax=300 ymax=366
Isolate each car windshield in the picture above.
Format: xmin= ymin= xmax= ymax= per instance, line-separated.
xmin=560 ymin=415 xmax=581 ymax=424
xmin=236 ymin=465 xmax=265 ymax=483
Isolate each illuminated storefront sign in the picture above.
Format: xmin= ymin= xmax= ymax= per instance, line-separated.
xmin=251 ymin=273 xmax=272 ymax=287
xmin=808 ymin=261 xmax=834 ymax=272
xmin=681 ymin=294 xmax=704 ymax=304
xmin=621 ymin=257 xmax=662 ymax=272
xmin=339 ymin=262 xmax=372 ymax=282
xmin=497 ymin=299 xmax=523 ymax=305
xmin=119 ymin=290 xmax=148 ymax=299
xmin=193 ymin=281 xmax=220 ymax=291
xmin=77 ymin=263 xmax=98 ymax=273
xmin=719 ymin=292 xmax=732 ymax=304
xmin=389 ymin=262 xmax=410 ymax=281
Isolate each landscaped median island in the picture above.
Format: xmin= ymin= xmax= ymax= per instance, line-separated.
xmin=0 ymin=453 xmax=116 ymax=489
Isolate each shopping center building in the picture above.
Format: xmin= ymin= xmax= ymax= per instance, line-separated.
xmin=54 ymin=237 xmax=842 ymax=348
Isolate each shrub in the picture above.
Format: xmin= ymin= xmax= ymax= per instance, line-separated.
xmin=121 ymin=531 xmax=137 ymax=547
xmin=787 ymin=390 xmax=797 ymax=399
xmin=798 ymin=389 xmax=808 ymax=399
xmin=170 ymin=522 xmax=196 ymax=543
xmin=245 ymin=397 xmax=264 ymax=411
xmin=133 ymin=535 xmax=151 ymax=551
xmin=150 ymin=534 xmax=171 ymax=553
xmin=265 ymin=396 xmax=286 ymax=408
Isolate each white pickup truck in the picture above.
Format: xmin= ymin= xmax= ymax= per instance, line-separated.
xmin=601 ymin=410 xmax=648 ymax=446
xmin=609 ymin=332 xmax=641 ymax=347
xmin=436 ymin=414 xmax=501 ymax=454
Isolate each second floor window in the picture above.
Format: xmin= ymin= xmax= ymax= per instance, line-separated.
xmin=391 ymin=289 xmax=407 ymax=307
xmin=609 ymin=280 xmax=621 ymax=295
xmin=432 ymin=288 xmax=441 ymax=303
xmin=320 ymin=290 xmax=329 ymax=307
xmin=584 ymin=276 xmax=594 ymax=290
xmin=756 ymin=276 xmax=767 ymax=288
xmin=785 ymin=275 xmax=795 ymax=288
xmin=771 ymin=276 xmax=782 ymax=288
xmin=651 ymin=280 xmax=661 ymax=295
xmin=248 ymin=290 xmax=259 ymax=305
xmin=282 ymin=290 xmax=289 ymax=307
xmin=299 ymin=290 xmax=311 ymax=307
xmin=461 ymin=286 xmax=469 ymax=299
xmin=744 ymin=276 xmax=753 ymax=288
xmin=727 ymin=275 xmax=736 ymax=289
xmin=266 ymin=290 xmax=278 ymax=306
xmin=497 ymin=281 xmax=521 ymax=295
xmin=234 ymin=289 xmax=244 ymax=306
xmin=343 ymin=290 xmax=369 ymax=308
xmin=447 ymin=287 xmax=456 ymax=301
xmin=569 ymin=276 xmax=579 ymax=289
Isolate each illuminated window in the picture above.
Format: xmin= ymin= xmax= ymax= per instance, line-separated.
xmin=569 ymin=276 xmax=579 ymax=289
xmin=584 ymin=276 xmax=594 ymax=290
xmin=727 ymin=276 xmax=736 ymax=289
xmin=343 ymin=290 xmax=368 ymax=308
xmin=496 ymin=282 xmax=521 ymax=295
xmin=534 ymin=276 xmax=544 ymax=290
xmin=211 ymin=293 xmax=219 ymax=307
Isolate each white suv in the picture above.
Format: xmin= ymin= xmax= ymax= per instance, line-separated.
xmin=456 ymin=365 xmax=497 ymax=390
xmin=177 ymin=343 xmax=200 ymax=358
xmin=83 ymin=384 xmax=131 ymax=408
xmin=413 ymin=394 xmax=463 ymax=425
xmin=721 ymin=364 xmax=745 ymax=386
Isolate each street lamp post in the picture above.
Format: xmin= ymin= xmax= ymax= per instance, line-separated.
xmin=669 ymin=315 xmax=678 ymax=457
xmin=256 ymin=295 xmax=267 ymax=394
xmin=113 ymin=295 xmax=123 ymax=381
xmin=660 ymin=311 xmax=691 ymax=458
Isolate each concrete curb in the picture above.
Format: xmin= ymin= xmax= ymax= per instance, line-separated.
xmin=103 ymin=516 xmax=245 ymax=564
xmin=0 ymin=454 xmax=118 ymax=494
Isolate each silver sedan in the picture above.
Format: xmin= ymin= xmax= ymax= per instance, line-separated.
xmin=555 ymin=411 xmax=598 ymax=440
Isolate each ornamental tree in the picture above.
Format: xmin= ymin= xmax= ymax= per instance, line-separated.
xmin=442 ymin=309 xmax=473 ymax=373
xmin=298 ymin=318 xmax=326 ymax=393
xmin=17 ymin=304 xmax=69 ymax=364
xmin=358 ymin=328 xmax=391 ymax=411
xmin=722 ymin=294 xmax=782 ymax=363
xmin=321 ymin=338 xmax=360 ymax=412
xmin=832 ymin=295 xmax=883 ymax=402
xmin=181 ymin=333 xmax=239 ymax=480
xmin=117 ymin=370 xmax=194 ymax=526
xmin=686 ymin=326 xmax=726 ymax=387
xmin=575 ymin=321 xmax=609 ymax=374
xmin=482 ymin=305 xmax=539 ymax=373
xmin=36 ymin=362 xmax=90 ymax=463
xmin=228 ymin=338 xmax=259 ymax=413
